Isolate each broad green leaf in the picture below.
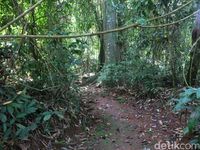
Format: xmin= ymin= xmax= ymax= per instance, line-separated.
xmin=1 ymin=107 xmax=6 ymax=112
xmin=15 ymin=128 xmax=22 ymax=137
xmin=16 ymin=127 xmax=29 ymax=140
xmin=0 ymin=113 xmax=7 ymax=123
xmin=54 ymin=111 xmax=64 ymax=119
xmin=180 ymin=88 xmax=196 ymax=97
xmin=28 ymin=123 xmax=37 ymax=131
xmin=43 ymin=114 xmax=52 ymax=122
xmin=3 ymin=128 xmax=11 ymax=140
xmin=3 ymin=123 xmax=7 ymax=132
xmin=9 ymin=119 xmax=15 ymax=125
xmin=136 ymin=18 xmax=147 ymax=25
xmin=42 ymin=111 xmax=52 ymax=116
xmin=190 ymin=108 xmax=200 ymax=120
xmin=173 ymin=103 xmax=185 ymax=112
xmin=7 ymin=106 xmax=14 ymax=116
xmin=190 ymin=139 xmax=199 ymax=144
xmin=28 ymin=100 xmax=36 ymax=108
xmin=187 ymin=119 xmax=198 ymax=132
xmin=16 ymin=123 xmax=26 ymax=129
xmin=27 ymin=107 xmax=37 ymax=114
xmin=35 ymin=116 xmax=42 ymax=123
xmin=16 ymin=113 xmax=27 ymax=119
xmin=179 ymin=97 xmax=192 ymax=104
xmin=183 ymin=127 xmax=189 ymax=135
xmin=196 ymin=88 xmax=200 ymax=99
xmin=11 ymin=103 xmax=21 ymax=109
xmin=18 ymin=129 xmax=29 ymax=140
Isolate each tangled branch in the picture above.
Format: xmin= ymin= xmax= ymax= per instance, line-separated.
xmin=0 ymin=0 xmax=195 ymax=39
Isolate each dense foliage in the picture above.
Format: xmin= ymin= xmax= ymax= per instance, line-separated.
xmin=1 ymin=0 xmax=200 ymax=148
xmin=172 ymin=88 xmax=200 ymax=143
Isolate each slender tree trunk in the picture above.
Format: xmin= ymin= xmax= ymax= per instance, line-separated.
xmin=164 ymin=2 xmax=180 ymax=87
xmin=29 ymin=0 xmax=38 ymax=60
xmin=98 ymin=36 xmax=105 ymax=70
xmin=89 ymin=0 xmax=105 ymax=70
xmin=12 ymin=0 xmax=38 ymax=60
xmin=116 ymin=0 xmax=127 ymax=61
xmin=169 ymin=25 xmax=180 ymax=86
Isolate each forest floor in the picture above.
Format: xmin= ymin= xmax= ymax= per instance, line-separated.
xmin=78 ymin=85 xmax=186 ymax=150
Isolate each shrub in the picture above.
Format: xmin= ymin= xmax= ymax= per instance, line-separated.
xmin=0 ymin=86 xmax=65 ymax=143
xmin=98 ymin=57 xmax=163 ymax=96
xmin=172 ymin=87 xmax=200 ymax=144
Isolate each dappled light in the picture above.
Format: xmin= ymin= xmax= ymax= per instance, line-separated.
xmin=1 ymin=0 xmax=200 ymax=150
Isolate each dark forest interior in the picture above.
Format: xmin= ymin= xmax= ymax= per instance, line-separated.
xmin=1 ymin=0 xmax=200 ymax=149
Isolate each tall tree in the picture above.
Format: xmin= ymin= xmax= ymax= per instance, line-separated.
xmin=116 ymin=0 xmax=127 ymax=61
xmin=103 ymin=0 xmax=120 ymax=64
xmin=187 ymin=10 xmax=200 ymax=86
xmin=89 ymin=0 xmax=105 ymax=70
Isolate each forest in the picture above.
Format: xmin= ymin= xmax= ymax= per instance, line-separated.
xmin=1 ymin=0 xmax=200 ymax=149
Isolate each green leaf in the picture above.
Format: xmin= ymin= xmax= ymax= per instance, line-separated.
xmin=0 ymin=113 xmax=7 ymax=123
xmin=188 ymin=119 xmax=198 ymax=132
xmin=3 ymin=123 xmax=7 ymax=132
xmin=180 ymin=88 xmax=196 ymax=97
xmin=190 ymin=139 xmax=199 ymax=144
xmin=9 ymin=119 xmax=15 ymax=125
xmin=173 ymin=103 xmax=185 ymax=112
xmin=179 ymin=97 xmax=192 ymax=104
xmin=16 ymin=113 xmax=27 ymax=119
xmin=3 ymin=127 xmax=11 ymax=140
xmin=11 ymin=102 xmax=21 ymax=109
xmin=35 ymin=116 xmax=42 ymax=123
xmin=15 ymin=124 xmax=29 ymax=139
xmin=7 ymin=106 xmax=14 ymax=116
xmin=190 ymin=108 xmax=200 ymax=120
xmin=16 ymin=127 xmax=29 ymax=140
xmin=28 ymin=100 xmax=36 ymax=108
xmin=183 ymin=127 xmax=189 ymax=135
xmin=27 ymin=107 xmax=37 ymax=114
xmin=28 ymin=123 xmax=37 ymax=131
xmin=19 ymin=130 xmax=29 ymax=140
xmin=196 ymin=88 xmax=200 ymax=99
xmin=42 ymin=111 xmax=52 ymax=116
xmin=54 ymin=111 xmax=64 ymax=119
xmin=16 ymin=123 xmax=26 ymax=129
xmin=43 ymin=114 xmax=52 ymax=122
xmin=136 ymin=18 xmax=147 ymax=25
xmin=15 ymin=128 xmax=22 ymax=137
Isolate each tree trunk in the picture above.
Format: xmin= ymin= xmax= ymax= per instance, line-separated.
xmin=98 ymin=36 xmax=105 ymax=70
xmin=187 ymin=28 xmax=200 ymax=86
xmin=103 ymin=0 xmax=120 ymax=64
xmin=29 ymin=0 xmax=38 ymax=60
xmin=89 ymin=0 xmax=105 ymax=70
xmin=116 ymin=0 xmax=127 ymax=61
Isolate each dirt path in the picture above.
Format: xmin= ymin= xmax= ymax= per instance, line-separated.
xmin=82 ymin=86 xmax=184 ymax=150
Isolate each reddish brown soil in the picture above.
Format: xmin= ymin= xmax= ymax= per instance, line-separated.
xmin=83 ymin=86 xmax=185 ymax=150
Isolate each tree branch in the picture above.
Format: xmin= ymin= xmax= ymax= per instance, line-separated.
xmin=0 ymin=0 xmax=44 ymax=32
xmin=149 ymin=0 xmax=193 ymax=22
xmin=0 ymin=10 xmax=197 ymax=39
